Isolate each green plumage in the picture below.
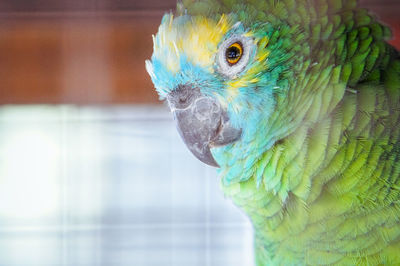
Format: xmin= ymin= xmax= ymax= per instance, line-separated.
xmin=185 ymin=0 xmax=400 ymax=264
xmin=149 ymin=0 xmax=400 ymax=264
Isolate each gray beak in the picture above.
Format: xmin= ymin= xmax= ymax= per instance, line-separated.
xmin=167 ymin=84 xmax=241 ymax=167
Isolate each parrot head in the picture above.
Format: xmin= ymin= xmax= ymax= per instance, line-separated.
xmin=146 ymin=11 xmax=298 ymax=183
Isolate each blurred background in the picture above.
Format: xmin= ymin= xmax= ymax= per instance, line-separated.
xmin=0 ymin=0 xmax=399 ymax=265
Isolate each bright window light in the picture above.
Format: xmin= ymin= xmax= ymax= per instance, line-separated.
xmin=0 ymin=127 xmax=60 ymax=220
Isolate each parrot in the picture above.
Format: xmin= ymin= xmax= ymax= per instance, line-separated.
xmin=145 ymin=0 xmax=400 ymax=264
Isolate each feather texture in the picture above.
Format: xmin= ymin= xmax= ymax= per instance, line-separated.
xmin=147 ymin=0 xmax=400 ymax=264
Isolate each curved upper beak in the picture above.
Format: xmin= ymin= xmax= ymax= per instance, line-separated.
xmin=167 ymin=85 xmax=241 ymax=167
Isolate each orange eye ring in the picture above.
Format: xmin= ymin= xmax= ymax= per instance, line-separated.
xmin=225 ymin=42 xmax=243 ymax=65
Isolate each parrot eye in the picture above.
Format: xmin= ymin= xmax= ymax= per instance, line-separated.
xmin=225 ymin=42 xmax=243 ymax=65
xmin=217 ymin=35 xmax=254 ymax=79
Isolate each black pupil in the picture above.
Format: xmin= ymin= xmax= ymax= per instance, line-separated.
xmin=226 ymin=46 xmax=241 ymax=61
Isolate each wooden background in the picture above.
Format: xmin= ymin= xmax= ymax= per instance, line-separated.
xmin=0 ymin=0 xmax=399 ymax=104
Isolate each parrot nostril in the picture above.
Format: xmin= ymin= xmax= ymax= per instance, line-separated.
xmin=168 ymin=84 xmax=202 ymax=110
xmin=179 ymin=95 xmax=187 ymax=104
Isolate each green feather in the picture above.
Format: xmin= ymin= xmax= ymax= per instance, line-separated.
xmin=150 ymin=0 xmax=400 ymax=264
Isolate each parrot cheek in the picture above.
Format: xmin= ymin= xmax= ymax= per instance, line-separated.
xmin=167 ymin=84 xmax=242 ymax=167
